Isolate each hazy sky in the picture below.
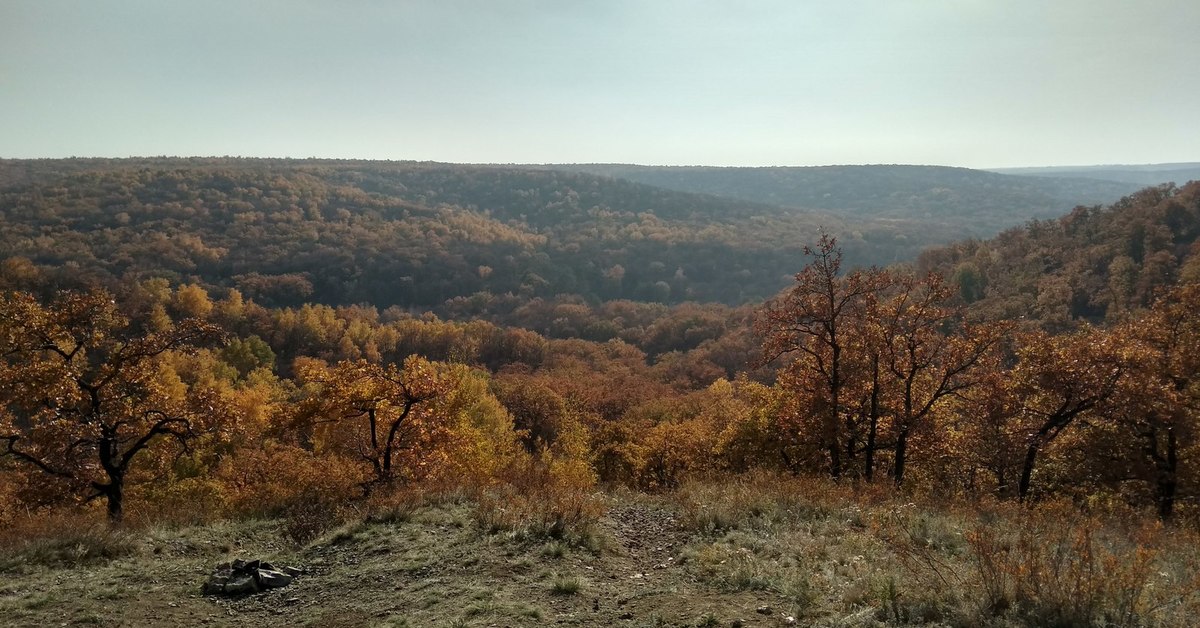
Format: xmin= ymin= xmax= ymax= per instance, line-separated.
xmin=3 ymin=1 xmax=1197 ymax=167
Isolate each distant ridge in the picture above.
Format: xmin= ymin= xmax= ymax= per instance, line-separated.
xmin=989 ymin=163 xmax=1200 ymax=187
xmin=531 ymin=163 xmax=1143 ymax=236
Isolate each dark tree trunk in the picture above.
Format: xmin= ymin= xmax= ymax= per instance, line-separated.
xmin=829 ymin=340 xmax=842 ymax=479
xmin=893 ymin=428 xmax=909 ymax=487
xmin=893 ymin=383 xmax=914 ymax=487
xmin=105 ymin=482 xmax=124 ymax=523
xmin=1157 ymin=471 xmax=1177 ymax=523
xmin=97 ymin=426 xmax=126 ymax=524
xmin=1151 ymin=426 xmax=1179 ymax=523
xmin=994 ymin=468 xmax=1008 ymax=499
xmin=865 ymin=356 xmax=880 ymax=481
xmin=1018 ymin=439 xmax=1040 ymax=501
xmin=780 ymin=447 xmax=799 ymax=476
xmin=828 ymin=441 xmax=842 ymax=479
xmin=1018 ymin=409 xmax=1088 ymax=502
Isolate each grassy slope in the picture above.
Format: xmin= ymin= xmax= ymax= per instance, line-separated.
xmin=0 ymin=501 xmax=778 ymax=628
xmin=4 ymin=481 xmax=1199 ymax=628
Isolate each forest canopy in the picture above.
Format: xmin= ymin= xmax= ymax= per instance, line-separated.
xmin=0 ymin=158 xmax=1104 ymax=310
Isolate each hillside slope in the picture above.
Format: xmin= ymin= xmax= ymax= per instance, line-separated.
xmin=0 ymin=159 xmax=966 ymax=308
xmin=4 ymin=482 xmax=1198 ymax=628
xmin=992 ymin=163 xmax=1200 ymax=186
xmin=917 ymin=181 xmax=1200 ymax=327
xmin=538 ymin=163 xmax=1142 ymax=236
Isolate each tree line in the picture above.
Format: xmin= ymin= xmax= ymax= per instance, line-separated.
xmin=2 ymin=246 xmax=1198 ymax=524
xmin=2 ymin=172 xmax=1199 ymax=527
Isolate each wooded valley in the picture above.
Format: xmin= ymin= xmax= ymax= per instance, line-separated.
xmin=3 ymin=159 xmax=1200 ymax=627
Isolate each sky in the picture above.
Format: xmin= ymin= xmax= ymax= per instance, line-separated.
xmin=2 ymin=0 xmax=1197 ymax=168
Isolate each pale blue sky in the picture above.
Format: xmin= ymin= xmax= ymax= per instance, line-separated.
xmin=2 ymin=0 xmax=1196 ymax=167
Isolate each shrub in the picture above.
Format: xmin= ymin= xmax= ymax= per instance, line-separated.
xmin=0 ymin=510 xmax=137 ymax=571
xmin=473 ymin=453 xmax=603 ymax=543
xmin=963 ymin=503 xmax=1162 ymax=626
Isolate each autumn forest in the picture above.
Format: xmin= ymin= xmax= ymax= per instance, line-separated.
xmin=3 ymin=158 xmax=1200 ymax=626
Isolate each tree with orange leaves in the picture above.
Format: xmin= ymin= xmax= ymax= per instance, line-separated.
xmin=0 ymin=290 xmax=225 ymax=523
xmin=1012 ymin=326 xmax=1126 ymax=501
xmin=293 ymin=356 xmax=456 ymax=493
xmin=1104 ymin=284 xmax=1200 ymax=521
xmin=756 ymin=233 xmax=890 ymax=479
xmin=876 ymin=272 xmax=1005 ymax=486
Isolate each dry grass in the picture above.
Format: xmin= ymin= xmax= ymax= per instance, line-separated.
xmin=672 ymin=471 xmax=858 ymax=533
xmin=0 ymin=510 xmax=139 ymax=572
xmin=958 ymin=503 xmax=1198 ymax=627
xmin=668 ymin=473 xmax=1200 ymax=627
xmin=871 ymin=498 xmax=1200 ymax=627
xmin=471 ymin=459 xmax=605 ymax=544
xmin=4 ymin=473 xmax=1200 ymax=627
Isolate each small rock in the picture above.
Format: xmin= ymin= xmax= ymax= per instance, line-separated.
xmin=202 ymin=557 xmax=300 ymax=596
xmin=756 ymin=606 xmax=772 ymax=615
xmin=257 ymin=569 xmax=293 ymax=589
xmin=784 ymin=616 xmax=796 ymax=624
xmin=201 ymin=576 xmax=230 ymax=595
xmin=223 ymin=575 xmax=258 ymax=595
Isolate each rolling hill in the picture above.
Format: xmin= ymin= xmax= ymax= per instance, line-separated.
xmin=0 ymin=159 xmax=966 ymax=308
xmin=537 ymin=163 xmax=1145 ymax=236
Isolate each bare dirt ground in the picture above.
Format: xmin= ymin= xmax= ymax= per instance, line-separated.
xmin=0 ymin=497 xmax=810 ymax=628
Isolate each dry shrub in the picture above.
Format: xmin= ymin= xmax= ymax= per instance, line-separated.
xmin=472 ymin=454 xmax=604 ymax=542
xmin=0 ymin=470 xmax=23 ymax=529
xmin=633 ymin=418 xmax=716 ymax=490
xmin=674 ymin=471 xmax=860 ymax=533
xmin=963 ymin=501 xmax=1184 ymax=627
xmin=884 ymin=498 xmax=1200 ymax=627
xmin=362 ymin=482 xmax=470 ymax=525
xmin=217 ymin=445 xmax=369 ymax=544
xmin=875 ymin=502 xmax=973 ymax=620
xmin=129 ymin=476 xmax=229 ymax=527
xmin=0 ymin=509 xmax=137 ymax=571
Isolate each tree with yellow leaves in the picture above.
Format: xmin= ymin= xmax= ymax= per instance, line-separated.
xmin=293 ymin=356 xmax=457 ymax=493
xmin=0 ymin=290 xmax=225 ymax=522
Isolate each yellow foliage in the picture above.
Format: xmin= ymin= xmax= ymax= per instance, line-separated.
xmin=172 ymin=283 xmax=214 ymax=319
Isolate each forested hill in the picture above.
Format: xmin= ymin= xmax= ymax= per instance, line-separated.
xmin=990 ymin=163 xmax=1200 ymax=187
xmin=918 ymin=181 xmax=1200 ymax=328
xmin=540 ymin=163 xmax=1144 ymax=236
xmin=0 ymin=158 xmax=969 ymax=308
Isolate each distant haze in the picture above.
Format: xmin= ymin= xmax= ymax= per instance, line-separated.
xmin=2 ymin=0 xmax=1197 ymax=167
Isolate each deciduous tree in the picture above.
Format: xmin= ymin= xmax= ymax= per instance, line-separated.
xmin=293 ymin=356 xmax=455 ymax=493
xmin=1012 ymin=326 xmax=1125 ymax=500
xmin=757 ymin=234 xmax=890 ymax=478
xmin=0 ymin=290 xmax=224 ymax=522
